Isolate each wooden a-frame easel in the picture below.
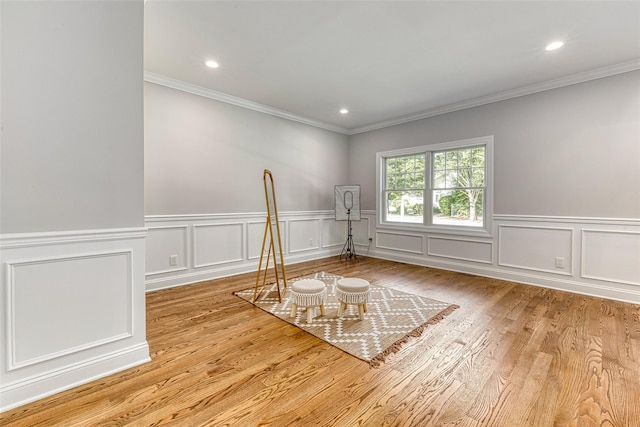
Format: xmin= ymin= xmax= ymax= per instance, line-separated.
xmin=253 ymin=169 xmax=287 ymax=302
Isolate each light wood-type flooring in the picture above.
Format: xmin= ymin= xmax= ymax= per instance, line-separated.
xmin=2 ymin=257 xmax=639 ymax=426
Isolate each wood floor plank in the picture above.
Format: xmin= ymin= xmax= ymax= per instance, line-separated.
xmin=1 ymin=257 xmax=638 ymax=426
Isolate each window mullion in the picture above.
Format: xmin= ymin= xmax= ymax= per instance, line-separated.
xmin=425 ymin=151 xmax=432 ymax=225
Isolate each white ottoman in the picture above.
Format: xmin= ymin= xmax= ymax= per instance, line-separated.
xmin=336 ymin=278 xmax=371 ymax=320
xmin=289 ymin=279 xmax=327 ymax=323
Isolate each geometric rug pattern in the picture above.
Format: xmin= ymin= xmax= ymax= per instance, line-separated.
xmin=234 ymin=272 xmax=458 ymax=366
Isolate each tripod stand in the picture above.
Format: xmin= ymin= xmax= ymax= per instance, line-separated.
xmin=340 ymin=208 xmax=357 ymax=260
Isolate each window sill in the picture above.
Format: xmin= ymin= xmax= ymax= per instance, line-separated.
xmin=377 ymin=221 xmax=493 ymax=238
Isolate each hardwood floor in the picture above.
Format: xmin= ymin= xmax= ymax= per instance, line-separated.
xmin=2 ymin=257 xmax=639 ymax=426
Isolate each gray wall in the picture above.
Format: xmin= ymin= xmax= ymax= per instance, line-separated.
xmin=144 ymin=82 xmax=350 ymax=215
xmin=348 ymin=71 xmax=640 ymax=218
xmin=1 ymin=1 xmax=144 ymax=234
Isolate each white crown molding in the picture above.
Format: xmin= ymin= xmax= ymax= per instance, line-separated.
xmin=348 ymin=59 xmax=640 ymax=135
xmin=145 ymin=60 xmax=639 ymax=137
xmin=143 ymin=72 xmax=349 ymax=135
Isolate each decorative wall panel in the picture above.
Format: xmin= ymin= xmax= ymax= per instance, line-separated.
xmin=582 ymin=229 xmax=640 ymax=285
xmin=351 ymin=217 xmax=371 ymax=246
xmin=498 ymin=225 xmax=573 ymax=275
xmin=193 ymin=223 xmax=244 ymax=268
xmin=146 ymin=226 xmax=188 ymax=275
xmin=6 ymin=252 xmax=132 ymax=370
xmin=289 ymin=219 xmax=321 ymax=253
xmin=427 ymin=236 xmax=492 ymax=264
xmin=322 ymin=218 xmax=346 ymax=248
xmin=247 ymin=221 xmax=266 ymax=260
xmin=376 ymin=231 xmax=423 ymax=254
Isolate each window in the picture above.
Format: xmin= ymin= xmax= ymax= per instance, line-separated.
xmin=377 ymin=136 xmax=493 ymax=235
xmin=432 ymin=146 xmax=485 ymax=227
xmin=384 ymin=154 xmax=425 ymax=224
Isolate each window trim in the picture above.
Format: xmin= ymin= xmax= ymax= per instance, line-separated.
xmin=376 ymin=136 xmax=494 ymax=237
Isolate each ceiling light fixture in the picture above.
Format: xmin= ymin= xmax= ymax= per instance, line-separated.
xmin=545 ymin=41 xmax=564 ymax=51
xmin=205 ymin=60 xmax=219 ymax=69
xmin=340 ymin=108 xmax=349 ymax=114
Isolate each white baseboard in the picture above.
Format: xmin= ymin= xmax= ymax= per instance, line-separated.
xmin=0 ymin=343 xmax=150 ymax=413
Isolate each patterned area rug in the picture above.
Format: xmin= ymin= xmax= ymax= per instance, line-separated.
xmin=234 ymin=272 xmax=458 ymax=366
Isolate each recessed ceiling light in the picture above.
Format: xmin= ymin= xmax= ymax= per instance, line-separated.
xmin=340 ymin=108 xmax=349 ymax=114
xmin=205 ymin=60 xmax=219 ymax=69
xmin=545 ymin=41 xmax=564 ymax=51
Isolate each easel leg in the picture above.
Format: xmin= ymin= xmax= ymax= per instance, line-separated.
xmin=253 ymin=220 xmax=270 ymax=302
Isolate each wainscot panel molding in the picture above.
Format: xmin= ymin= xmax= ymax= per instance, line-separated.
xmin=193 ymin=223 xmax=244 ymax=268
xmin=376 ymin=231 xmax=424 ymax=254
xmin=246 ymin=220 xmax=288 ymax=260
xmin=146 ymin=225 xmax=189 ymax=275
xmin=498 ymin=225 xmax=573 ymax=275
xmin=0 ymin=228 xmax=150 ymax=413
xmin=145 ymin=212 xmax=640 ymax=303
xmin=581 ymin=229 xmax=640 ymax=286
xmin=288 ymin=218 xmax=321 ymax=253
xmin=321 ymin=218 xmax=346 ymax=249
xmin=427 ymin=236 xmax=493 ymax=264
xmin=361 ymin=212 xmax=640 ymax=304
xmin=145 ymin=211 xmax=345 ymax=291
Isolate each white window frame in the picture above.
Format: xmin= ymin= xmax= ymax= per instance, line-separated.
xmin=376 ymin=136 xmax=494 ymax=237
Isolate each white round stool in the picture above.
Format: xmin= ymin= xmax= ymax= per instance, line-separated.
xmin=336 ymin=278 xmax=370 ymax=320
xmin=289 ymin=279 xmax=327 ymax=323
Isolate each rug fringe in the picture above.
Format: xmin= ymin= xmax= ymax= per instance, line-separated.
xmin=369 ymin=304 xmax=460 ymax=368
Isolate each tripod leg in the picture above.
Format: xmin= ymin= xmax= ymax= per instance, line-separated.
xmin=351 ymin=235 xmax=357 ymax=259
xmin=340 ymin=235 xmax=349 ymax=260
xmin=348 ymin=234 xmax=357 ymax=259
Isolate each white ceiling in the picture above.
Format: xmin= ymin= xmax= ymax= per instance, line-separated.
xmin=144 ymin=1 xmax=640 ymax=134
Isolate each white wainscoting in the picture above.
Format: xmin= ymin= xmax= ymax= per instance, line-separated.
xmin=498 ymin=225 xmax=573 ymax=275
xmin=246 ymin=220 xmax=288 ymax=260
xmin=376 ymin=231 xmax=424 ymax=254
xmin=289 ymin=218 xmax=321 ymax=253
xmin=144 ymin=212 xmax=348 ymax=291
xmin=145 ymin=212 xmax=640 ymax=303
xmin=146 ymin=225 xmax=188 ymax=275
xmin=427 ymin=236 xmax=493 ymax=264
xmin=582 ymin=229 xmax=640 ymax=286
xmin=193 ymin=223 xmax=244 ymax=268
xmin=0 ymin=228 xmax=150 ymax=412
xmin=321 ymin=217 xmax=346 ymax=249
xmin=366 ymin=212 xmax=640 ymax=304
